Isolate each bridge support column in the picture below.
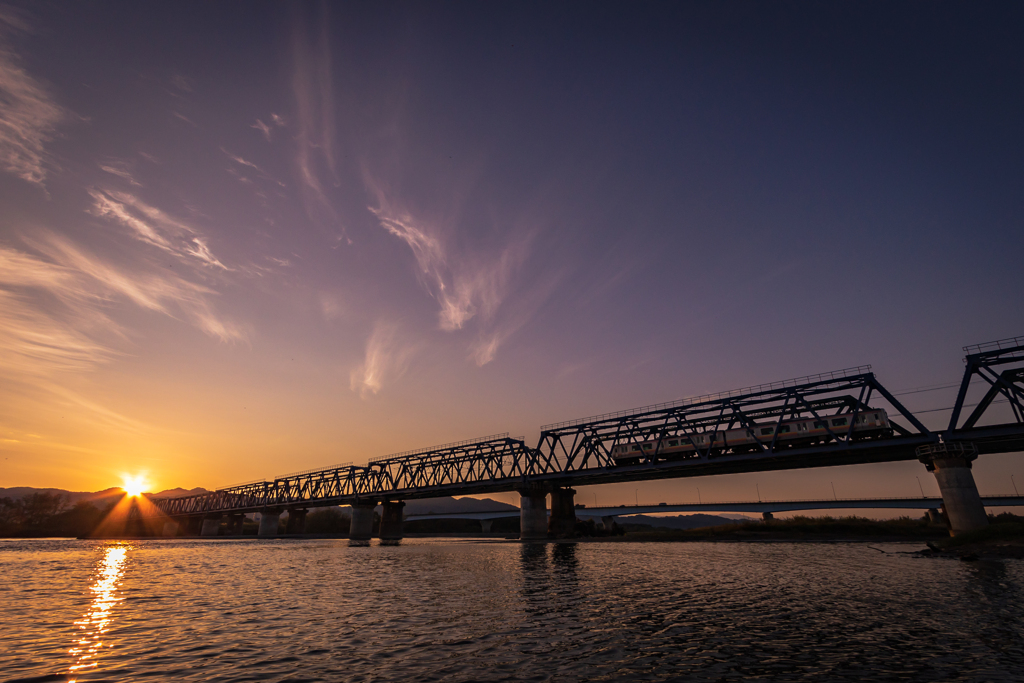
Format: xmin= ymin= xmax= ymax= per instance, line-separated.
xmin=285 ymin=509 xmax=307 ymax=535
xmin=480 ymin=519 xmax=493 ymax=533
xmin=918 ymin=442 xmax=988 ymax=536
xmin=926 ymin=508 xmax=943 ymax=524
xmin=162 ymin=520 xmax=180 ymax=537
xmin=184 ymin=516 xmax=203 ymax=536
xmin=517 ymin=486 xmax=549 ymax=541
xmin=379 ymin=501 xmax=405 ymax=540
xmin=226 ymin=513 xmax=245 ymax=535
xmin=549 ymin=487 xmax=577 ymax=538
xmin=762 ymin=512 xmax=774 ymax=523
xmin=258 ymin=510 xmax=281 ymax=537
xmin=349 ymin=502 xmax=376 ymax=540
xmin=201 ymin=516 xmax=222 ymax=537
xmin=600 ymin=516 xmax=616 ymax=531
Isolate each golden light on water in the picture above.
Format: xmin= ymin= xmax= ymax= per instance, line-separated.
xmin=122 ymin=475 xmax=147 ymax=498
xmin=68 ymin=545 xmax=129 ymax=681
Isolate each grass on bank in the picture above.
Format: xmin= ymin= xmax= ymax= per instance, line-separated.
xmin=936 ymin=519 xmax=1024 ymax=549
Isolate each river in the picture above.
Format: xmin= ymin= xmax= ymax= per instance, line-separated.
xmin=1 ymin=538 xmax=1022 ymax=682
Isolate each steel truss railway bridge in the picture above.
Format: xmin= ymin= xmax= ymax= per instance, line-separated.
xmin=136 ymin=337 xmax=1024 ymax=540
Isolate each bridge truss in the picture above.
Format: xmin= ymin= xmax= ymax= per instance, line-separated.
xmin=946 ymin=336 xmax=1024 ymax=453
xmin=154 ymin=434 xmax=547 ymax=517
xmin=533 ymin=366 xmax=936 ymax=487
xmin=144 ymin=338 xmax=1024 ymax=520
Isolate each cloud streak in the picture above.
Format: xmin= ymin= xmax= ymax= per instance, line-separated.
xmin=251 ymin=118 xmax=271 ymax=141
xmin=350 ymin=321 xmax=416 ymax=398
xmin=0 ymin=233 xmax=245 ymax=386
xmin=88 ymin=189 xmax=229 ymax=270
xmin=222 ymin=148 xmax=260 ymax=171
xmin=98 ymin=161 xmax=141 ymax=186
xmin=290 ymin=4 xmax=343 ymax=237
xmin=0 ymin=11 xmax=69 ymax=187
xmin=367 ymin=182 xmax=532 ymax=347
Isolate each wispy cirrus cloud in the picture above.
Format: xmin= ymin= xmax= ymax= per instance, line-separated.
xmin=172 ymin=111 xmax=196 ymax=127
xmin=33 ymin=234 xmax=243 ymax=341
xmin=251 ymin=118 xmax=271 ymax=141
xmin=170 ymin=74 xmax=194 ymax=93
xmin=366 ymin=180 xmax=532 ymax=337
xmin=0 ymin=232 xmax=245 ymax=387
xmin=251 ymin=115 xmax=284 ymax=142
xmin=222 ymin=147 xmax=260 ymax=171
xmin=98 ymin=159 xmax=141 ymax=186
xmin=349 ymin=321 xmax=417 ymax=398
xmin=0 ymin=10 xmax=70 ymax=188
xmin=290 ymin=4 xmax=343 ymax=238
xmin=467 ymin=267 xmax=561 ymax=366
xmin=88 ymin=188 xmax=229 ymax=270
xmin=0 ymin=288 xmax=112 ymax=376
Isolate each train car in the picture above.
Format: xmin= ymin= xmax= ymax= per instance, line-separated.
xmin=610 ymin=409 xmax=893 ymax=465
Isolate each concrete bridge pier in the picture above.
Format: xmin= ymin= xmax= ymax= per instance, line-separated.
xmin=600 ymin=516 xmax=616 ymax=531
xmin=285 ymin=509 xmax=307 ymax=535
xmin=480 ymin=519 xmax=493 ymax=533
xmin=517 ymin=485 xmax=549 ymax=541
xmin=258 ymin=510 xmax=281 ymax=537
xmin=549 ymin=487 xmax=577 ymax=537
xmin=918 ymin=442 xmax=989 ymax=536
xmin=201 ymin=515 xmax=222 ymax=537
xmin=349 ymin=502 xmax=376 ymax=540
xmin=162 ymin=520 xmax=180 ymax=537
xmin=379 ymin=501 xmax=405 ymax=540
xmin=762 ymin=512 xmax=774 ymax=523
xmin=926 ymin=508 xmax=943 ymax=524
xmin=184 ymin=516 xmax=203 ymax=536
xmin=226 ymin=513 xmax=245 ymax=535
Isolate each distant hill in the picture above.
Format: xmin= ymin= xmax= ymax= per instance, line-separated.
xmin=151 ymin=487 xmax=210 ymax=498
xmin=617 ymin=513 xmax=740 ymax=530
xmin=0 ymin=486 xmax=210 ymax=507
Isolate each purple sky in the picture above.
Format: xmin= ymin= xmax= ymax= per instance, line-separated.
xmin=1 ymin=2 xmax=1021 ymax=509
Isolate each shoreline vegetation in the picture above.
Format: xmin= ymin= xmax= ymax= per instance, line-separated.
xmin=2 ymin=491 xmax=1021 ymax=558
xmin=1 ymin=491 xmax=1020 ymax=557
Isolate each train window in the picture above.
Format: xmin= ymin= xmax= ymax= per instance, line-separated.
xmin=778 ymin=425 xmax=791 ymax=433
xmin=797 ymin=423 xmax=808 ymax=432
xmin=668 ymin=440 xmax=678 ymax=447
xmin=760 ymin=427 xmax=773 ymax=435
xmin=874 ymin=413 xmax=879 ymax=420
xmin=832 ymin=418 xmax=848 ymax=427
xmin=643 ymin=443 xmax=653 ymax=450
xmin=813 ymin=421 xmax=826 ymax=429
xmin=631 ymin=445 xmax=641 ymax=452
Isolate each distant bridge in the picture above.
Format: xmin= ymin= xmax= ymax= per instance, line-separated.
xmin=135 ymin=336 xmax=1024 ymax=540
xmin=405 ymin=496 xmax=1024 ymax=522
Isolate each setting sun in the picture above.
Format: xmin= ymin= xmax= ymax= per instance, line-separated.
xmin=122 ymin=476 xmax=148 ymax=498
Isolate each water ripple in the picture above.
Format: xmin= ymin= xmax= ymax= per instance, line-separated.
xmin=0 ymin=539 xmax=1022 ymax=681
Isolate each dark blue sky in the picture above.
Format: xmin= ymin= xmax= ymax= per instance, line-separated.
xmin=0 ymin=1 xmax=1020 ymax=502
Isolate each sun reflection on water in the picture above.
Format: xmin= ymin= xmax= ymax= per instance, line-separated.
xmin=68 ymin=544 xmax=129 ymax=681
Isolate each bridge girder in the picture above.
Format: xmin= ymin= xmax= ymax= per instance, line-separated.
xmin=138 ymin=341 xmax=1024 ymax=523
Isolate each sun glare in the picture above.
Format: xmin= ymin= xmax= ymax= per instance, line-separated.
xmin=122 ymin=476 xmax=147 ymax=498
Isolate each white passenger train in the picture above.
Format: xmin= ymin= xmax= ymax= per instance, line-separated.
xmin=610 ymin=409 xmax=893 ymax=465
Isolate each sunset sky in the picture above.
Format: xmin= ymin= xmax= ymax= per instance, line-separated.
xmin=1 ymin=2 xmax=1022 ymax=507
